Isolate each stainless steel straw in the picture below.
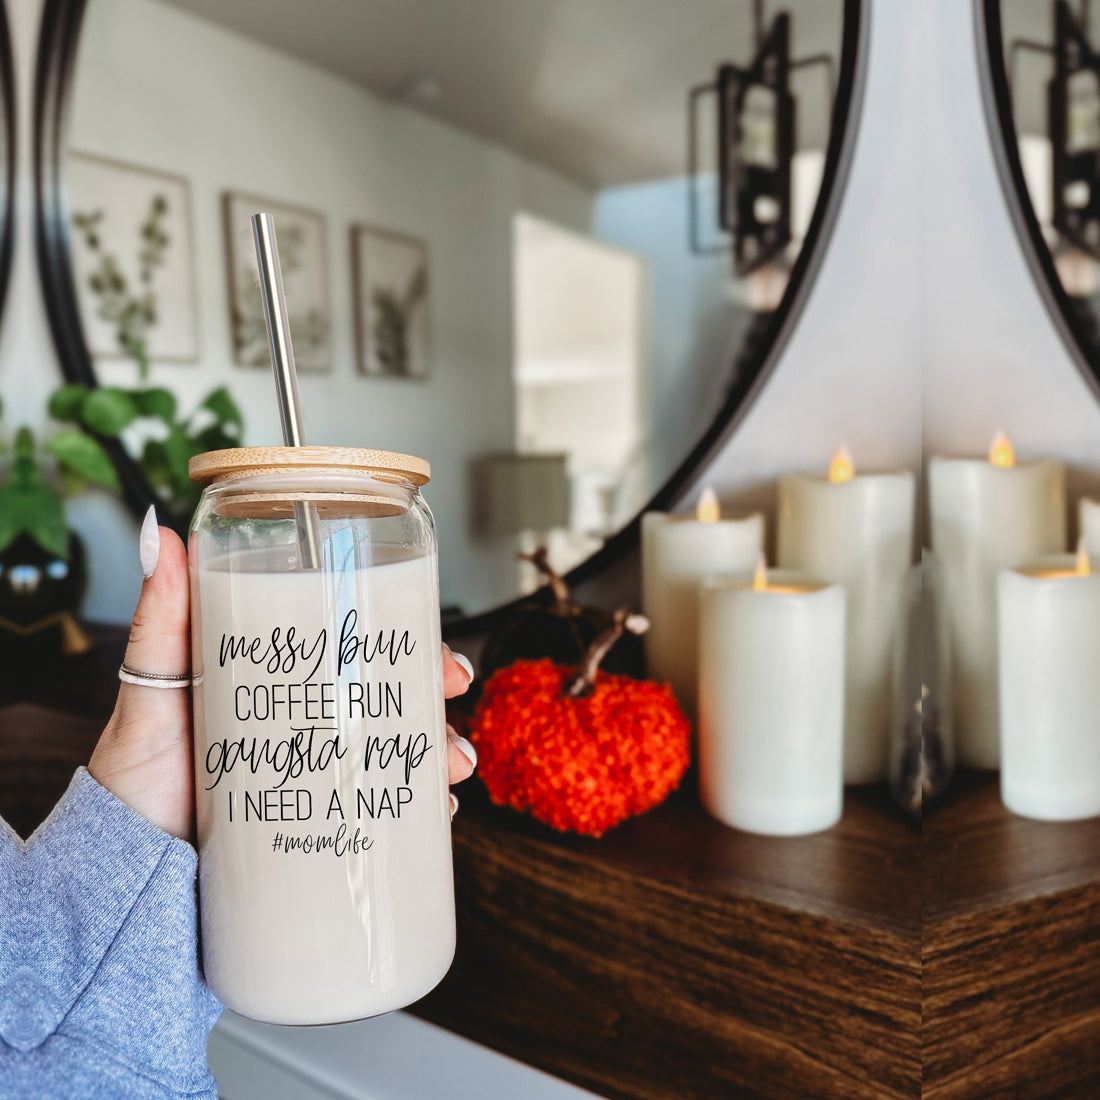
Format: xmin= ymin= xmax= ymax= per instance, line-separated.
xmin=251 ymin=212 xmax=323 ymax=569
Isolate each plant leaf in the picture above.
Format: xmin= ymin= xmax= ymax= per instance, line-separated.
xmin=47 ymin=430 xmax=121 ymax=491
xmin=196 ymin=425 xmax=239 ymax=454
xmin=140 ymin=438 xmax=172 ymax=490
xmin=164 ymin=427 xmax=202 ymax=491
xmin=58 ymin=467 xmax=89 ymax=497
xmin=48 ymin=383 xmax=90 ymax=422
xmin=132 ymin=387 xmax=177 ymax=423
xmin=81 ymin=387 xmax=139 ymax=436
xmin=201 ymin=386 xmax=243 ymax=434
xmin=13 ymin=426 xmax=35 ymax=464
xmin=0 ymin=482 xmax=69 ymax=558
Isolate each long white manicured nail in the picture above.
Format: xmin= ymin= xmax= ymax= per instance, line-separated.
xmin=453 ymin=736 xmax=477 ymax=769
xmin=139 ymin=505 xmax=160 ymax=579
xmin=452 ymin=651 xmax=474 ymax=682
xmin=449 ymin=793 xmax=459 ymax=819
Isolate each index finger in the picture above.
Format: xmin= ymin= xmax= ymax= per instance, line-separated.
xmin=443 ymin=645 xmax=474 ymax=698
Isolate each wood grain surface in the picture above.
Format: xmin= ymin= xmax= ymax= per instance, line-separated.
xmin=414 ymin=779 xmax=921 ymax=1100
xmin=923 ymin=770 xmax=1100 ymax=1098
xmin=0 ymin=624 xmax=125 ymax=837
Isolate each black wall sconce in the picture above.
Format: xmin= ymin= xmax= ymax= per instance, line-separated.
xmin=1050 ymin=0 xmax=1100 ymax=255
xmin=688 ymin=1 xmax=833 ymax=278
xmin=1008 ymin=0 xmax=1100 ymax=257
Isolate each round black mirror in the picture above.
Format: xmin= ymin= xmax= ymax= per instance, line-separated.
xmin=35 ymin=0 xmax=865 ymax=630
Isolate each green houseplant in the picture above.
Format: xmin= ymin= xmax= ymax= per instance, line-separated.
xmin=47 ymin=382 xmax=242 ymax=515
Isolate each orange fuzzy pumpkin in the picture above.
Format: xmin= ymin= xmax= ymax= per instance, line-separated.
xmin=470 ymin=614 xmax=690 ymax=836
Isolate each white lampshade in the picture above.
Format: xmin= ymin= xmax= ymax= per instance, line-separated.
xmin=475 ymin=452 xmax=571 ymax=535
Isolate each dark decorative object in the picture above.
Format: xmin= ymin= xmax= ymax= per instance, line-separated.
xmin=471 ymin=610 xmax=690 ymax=837
xmin=33 ymin=0 xmax=866 ymax=639
xmin=1049 ymin=0 xmax=1100 ymax=256
xmin=477 ymin=549 xmax=640 ymax=684
xmin=0 ymin=532 xmax=89 ymax=660
xmin=979 ymin=0 xmax=1100 ymax=403
xmin=1002 ymin=1 xmax=1100 ymax=257
xmin=689 ymin=2 xmax=835 ymax=275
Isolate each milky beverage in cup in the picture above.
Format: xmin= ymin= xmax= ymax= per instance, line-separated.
xmin=188 ymin=447 xmax=455 ymax=1025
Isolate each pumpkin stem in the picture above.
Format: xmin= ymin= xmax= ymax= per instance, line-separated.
xmin=519 ymin=547 xmax=577 ymax=616
xmin=564 ymin=608 xmax=649 ymax=699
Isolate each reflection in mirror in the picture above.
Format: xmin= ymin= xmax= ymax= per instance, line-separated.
xmin=60 ymin=0 xmax=845 ymax=618
xmin=997 ymin=1 xmax=1100 ymax=325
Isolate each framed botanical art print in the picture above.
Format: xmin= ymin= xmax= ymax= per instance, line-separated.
xmin=351 ymin=224 xmax=430 ymax=379
xmin=222 ymin=191 xmax=331 ymax=372
xmin=68 ymin=152 xmax=199 ymax=367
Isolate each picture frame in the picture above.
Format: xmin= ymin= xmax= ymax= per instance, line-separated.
xmin=222 ymin=191 xmax=331 ymax=372
xmin=351 ymin=224 xmax=430 ymax=379
xmin=68 ymin=151 xmax=199 ymax=366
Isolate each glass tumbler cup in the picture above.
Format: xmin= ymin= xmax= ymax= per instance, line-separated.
xmin=188 ymin=446 xmax=454 ymax=1025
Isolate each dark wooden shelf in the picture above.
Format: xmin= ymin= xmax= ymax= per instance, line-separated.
xmin=413 ymin=776 xmax=920 ymax=1100
xmin=1 ymin=625 xmax=924 ymax=1098
xmin=0 ymin=624 xmax=126 ymax=838
xmin=923 ymin=770 xmax=1100 ymax=1099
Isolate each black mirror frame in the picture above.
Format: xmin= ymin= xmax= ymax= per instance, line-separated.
xmin=0 ymin=1 xmax=15 ymax=329
xmin=976 ymin=0 xmax=1100 ymax=408
xmin=32 ymin=0 xmax=867 ymax=636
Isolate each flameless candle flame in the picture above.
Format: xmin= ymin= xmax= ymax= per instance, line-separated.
xmin=1077 ymin=539 xmax=1091 ymax=577
xmin=696 ymin=487 xmax=721 ymax=523
xmin=828 ymin=446 xmax=855 ymax=484
xmin=989 ymin=430 xmax=1015 ymax=469
xmin=753 ymin=554 xmax=768 ymax=592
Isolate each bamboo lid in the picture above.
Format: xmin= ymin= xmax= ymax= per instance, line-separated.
xmin=189 ymin=446 xmax=431 ymax=486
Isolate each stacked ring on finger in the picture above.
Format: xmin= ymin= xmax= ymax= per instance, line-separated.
xmin=118 ymin=663 xmax=193 ymax=689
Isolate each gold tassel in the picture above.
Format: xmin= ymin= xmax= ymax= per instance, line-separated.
xmin=59 ymin=613 xmax=92 ymax=655
xmin=0 ymin=610 xmax=92 ymax=653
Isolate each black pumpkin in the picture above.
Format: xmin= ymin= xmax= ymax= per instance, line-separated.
xmin=477 ymin=549 xmax=642 ymax=684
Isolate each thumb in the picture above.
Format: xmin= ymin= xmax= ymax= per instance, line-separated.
xmin=90 ymin=506 xmax=193 ymax=839
xmin=121 ymin=507 xmax=191 ymax=681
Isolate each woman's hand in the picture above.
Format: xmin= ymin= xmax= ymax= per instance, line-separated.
xmin=89 ymin=511 xmax=478 ymax=840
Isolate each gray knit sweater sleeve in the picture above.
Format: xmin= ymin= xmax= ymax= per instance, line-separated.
xmin=0 ymin=768 xmax=222 ymax=1098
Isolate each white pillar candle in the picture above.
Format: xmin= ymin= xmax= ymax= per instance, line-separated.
xmin=928 ymin=434 xmax=1066 ymax=769
xmin=641 ymin=489 xmax=764 ymax=716
xmin=998 ymin=545 xmax=1100 ymax=820
xmin=697 ymin=562 xmax=846 ymax=836
xmin=776 ymin=448 xmax=915 ymax=784
xmin=1079 ymin=497 xmax=1100 ymax=560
